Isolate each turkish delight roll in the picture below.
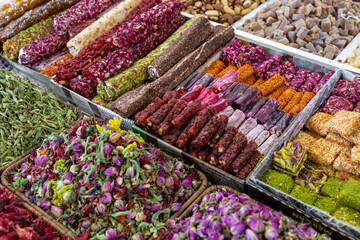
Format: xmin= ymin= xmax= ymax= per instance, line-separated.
xmin=278 ymin=88 xmax=296 ymax=110
xmin=352 ymin=146 xmax=360 ymax=165
xmin=67 ymin=0 xmax=145 ymax=56
xmin=147 ymin=98 xmax=177 ymax=127
xmin=258 ymin=74 xmax=286 ymax=96
xmin=255 ymin=55 xmax=282 ymax=79
xmin=135 ymin=97 xmax=164 ymax=126
xmin=190 ymin=115 xmax=222 ymax=150
xmin=172 ymin=99 xmax=202 ymax=129
xmin=254 ymin=98 xmax=281 ymax=124
xmin=209 ymin=126 xmax=238 ymax=165
xmin=212 ymin=69 xmax=239 ymax=94
xmin=227 ymin=109 xmax=245 ymax=128
xmin=148 ymin=17 xmax=212 ymax=79
xmin=110 ymin=25 xmax=235 ymax=117
xmin=283 ymin=92 xmax=302 ymax=113
xmin=96 ymin=16 xmax=204 ymax=102
xmin=313 ymin=71 xmax=334 ymax=93
xmin=218 ymin=132 xmax=248 ymax=171
xmin=204 ymin=59 xmax=226 ymax=76
xmin=332 ymin=79 xmax=360 ymax=103
xmin=218 ymin=106 xmax=234 ymax=117
xmin=246 ymin=124 xmax=265 ymax=142
xmin=298 ymin=72 xmax=322 ymax=93
xmin=214 ymin=65 xmax=237 ymax=79
xmin=258 ymin=134 xmax=278 ymax=155
xmin=322 ymin=95 xmax=354 ymax=115
xmin=69 ymin=75 xmax=97 ymax=99
xmin=232 ymin=86 xmax=262 ymax=112
xmin=270 ymin=113 xmax=292 ymax=136
xmin=2 ymin=16 xmax=54 ymax=61
xmin=18 ymin=32 xmax=69 ymax=65
xmin=0 ymin=0 xmax=80 ymax=41
xmin=231 ymin=141 xmax=258 ymax=174
xmin=254 ymin=130 xmax=270 ymax=147
xmin=209 ymin=114 xmax=229 ymax=146
xmin=286 ymin=68 xmax=311 ymax=90
xmin=267 ymin=85 xmax=287 ymax=100
xmin=263 ymin=108 xmax=284 ymax=130
xmin=162 ymin=89 xmax=186 ymax=103
xmin=326 ymin=110 xmax=360 ymax=137
xmin=158 ymin=99 xmax=187 ymax=135
xmin=225 ymin=82 xmax=249 ymax=105
xmin=242 ymin=75 xmax=257 ymax=86
xmin=236 ymin=64 xmax=255 ymax=83
xmin=0 ymin=0 xmax=49 ymax=28
xmin=40 ymin=52 xmax=73 ymax=77
xmin=305 ymin=112 xmax=332 ymax=136
xmin=246 ymin=97 xmax=268 ymax=119
xmin=188 ymin=106 xmax=217 ymax=136
xmin=252 ymin=79 xmax=265 ymax=87
xmin=239 ymin=118 xmax=257 ymax=135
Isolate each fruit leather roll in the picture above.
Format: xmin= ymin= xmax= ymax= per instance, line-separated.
xmin=246 ymin=124 xmax=265 ymax=142
xmin=254 ymin=98 xmax=280 ymax=124
xmin=67 ymin=0 xmax=146 ymax=56
xmin=313 ymin=71 xmax=334 ymax=93
xmin=255 ymin=55 xmax=282 ymax=79
xmin=218 ymin=132 xmax=248 ymax=171
xmin=89 ymin=15 xmax=186 ymax=82
xmin=54 ymin=0 xmax=117 ymax=35
xmin=0 ymin=0 xmax=80 ymax=41
xmin=212 ymin=69 xmax=239 ymax=94
xmin=146 ymin=98 xmax=177 ymax=128
xmin=210 ymin=126 xmax=238 ymax=165
xmin=225 ymin=82 xmax=249 ymax=105
xmin=162 ymin=89 xmax=186 ymax=102
xmin=332 ymin=78 xmax=360 ymax=103
xmin=218 ymin=106 xmax=235 ymax=117
xmin=135 ymin=97 xmax=164 ymax=125
xmin=204 ymin=59 xmax=226 ymax=77
xmin=236 ymin=64 xmax=255 ymax=83
xmin=0 ymin=0 xmax=49 ymax=28
xmin=18 ymin=32 xmax=69 ymax=65
xmin=158 ymin=99 xmax=187 ymax=135
xmin=227 ymin=109 xmax=245 ymax=128
xmin=270 ymin=113 xmax=292 ymax=136
xmin=252 ymin=79 xmax=265 ymax=87
xmin=148 ymin=17 xmax=212 ymax=79
xmin=109 ymin=26 xmax=235 ymax=117
xmin=209 ymin=114 xmax=229 ymax=147
xmin=191 ymin=73 xmax=214 ymax=89
xmin=278 ymin=88 xmax=296 ymax=110
xmin=239 ymin=117 xmax=257 ymax=135
xmin=190 ymin=115 xmax=222 ymax=150
xmin=298 ymin=72 xmax=322 ymax=94
xmin=282 ymin=92 xmax=302 ymax=113
xmin=180 ymin=86 xmax=202 ymax=102
xmin=258 ymin=74 xmax=286 ymax=96
xmin=110 ymin=1 xmax=183 ymax=49
xmin=246 ymin=97 xmax=268 ymax=118
xmin=96 ymin=17 xmax=203 ymax=102
xmin=163 ymin=127 xmax=183 ymax=145
xmin=214 ymin=65 xmax=237 ymax=79
xmin=263 ymin=108 xmax=284 ymax=130
xmin=286 ymin=68 xmax=311 ymax=90
xmin=258 ymin=134 xmax=278 ymax=155
xmin=2 ymin=16 xmax=54 ymax=61
xmin=185 ymin=73 xmax=204 ymax=90
xmin=188 ymin=106 xmax=217 ymax=137
xmin=232 ymin=86 xmax=261 ymax=112
xmin=322 ymin=95 xmax=354 ymax=115
xmin=254 ymin=130 xmax=270 ymax=146
xmin=172 ymin=99 xmax=202 ymax=128
xmin=230 ymin=140 xmax=258 ymax=174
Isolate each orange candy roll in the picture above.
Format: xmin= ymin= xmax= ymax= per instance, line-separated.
xmin=252 ymin=79 xmax=265 ymax=87
xmin=288 ymin=105 xmax=302 ymax=116
xmin=278 ymin=88 xmax=296 ymax=109
xmin=258 ymin=74 xmax=286 ymax=96
xmin=283 ymin=92 xmax=302 ymax=113
xmin=242 ymin=75 xmax=257 ymax=86
xmin=214 ymin=65 xmax=237 ymax=78
xmin=298 ymin=92 xmax=315 ymax=106
xmin=41 ymin=53 xmax=73 ymax=77
xmin=204 ymin=59 xmax=226 ymax=76
xmin=267 ymin=85 xmax=287 ymax=99
xmin=236 ymin=64 xmax=255 ymax=83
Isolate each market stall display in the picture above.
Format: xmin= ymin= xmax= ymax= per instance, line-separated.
xmin=0 ymin=69 xmax=79 ymax=167
xmin=0 ymin=185 xmax=62 ymax=239
xmin=239 ymin=0 xmax=360 ymax=59
xmin=3 ymin=118 xmax=206 ymax=239
xmin=166 ymin=186 xmax=330 ymax=239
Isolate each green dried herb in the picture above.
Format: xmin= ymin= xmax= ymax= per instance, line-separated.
xmin=0 ymin=69 xmax=77 ymax=166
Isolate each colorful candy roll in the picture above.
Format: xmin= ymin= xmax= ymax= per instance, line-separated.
xmin=212 ymin=69 xmax=239 ymax=94
xmin=0 ymin=0 xmax=80 ymax=41
xmin=283 ymin=92 xmax=302 ymax=113
xmin=254 ymin=98 xmax=280 ymax=124
xmin=218 ymin=132 xmax=248 ymax=171
xmin=258 ymin=134 xmax=278 ymax=155
xmin=69 ymin=75 xmax=97 ymax=99
xmin=2 ymin=16 xmax=54 ymax=61
xmin=31 ymin=48 xmax=69 ymax=72
xmin=40 ymin=53 xmax=73 ymax=77
xmin=192 ymin=73 xmax=214 ymax=89
xmin=185 ymin=73 xmax=204 ymax=90
xmin=286 ymin=68 xmax=311 ymax=90
xmin=230 ymin=141 xmax=258 ymax=174
xmin=210 ymin=114 xmax=229 ymax=147
xmin=252 ymin=79 xmax=265 ymax=87
xmin=147 ymin=98 xmax=177 ymax=127
xmin=227 ymin=109 xmax=245 ymax=128
xmin=214 ymin=65 xmax=237 ymax=79
xmin=204 ymin=59 xmax=226 ymax=76
xmin=332 ymin=79 xmax=360 ymax=103
xmin=95 ymin=17 xmax=203 ymax=102
xmin=270 ymin=113 xmax=292 ymax=136
xmin=246 ymin=97 xmax=268 ymax=119
xmin=246 ymin=124 xmax=265 ymax=142
xmin=210 ymin=126 xmax=238 ymax=165
xmin=19 ymin=32 xmax=69 ymax=65
xmin=255 ymin=55 xmax=282 ymax=79
xmin=232 ymin=86 xmax=261 ymax=112
xmin=263 ymin=108 xmax=284 ymax=130
xmin=188 ymin=106 xmax=217 ymax=136
xmin=278 ymin=88 xmax=296 ymax=110
xmin=135 ymin=97 xmax=164 ymax=125
xmin=162 ymin=89 xmax=186 ymax=103
xmin=218 ymin=106 xmax=235 ymax=117
xmin=258 ymin=74 xmax=286 ymax=96
xmin=190 ymin=115 xmax=223 ymax=150
xmin=225 ymin=82 xmax=249 ymax=105
xmin=110 ymin=1 xmax=183 ymax=49
xmin=158 ymin=99 xmax=187 ymax=135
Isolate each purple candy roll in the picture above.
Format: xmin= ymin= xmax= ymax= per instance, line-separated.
xmin=255 ymin=54 xmax=282 ymax=79
xmin=225 ymin=83 xmax=249 ymax=105
xmin=193 ymin=73 xmax=214 ymax=89
xmin=313 ymin=71 xmax=333 ymax=93
xmin=232 ymin=86 xmax=261 ymax=112
xmin=270 ymin=113 xmax=292 ymax=136
xmin=246 ymin=97 xmax=269 ymax=118
xmin=207 ymin=77 xmax=221 ymax=90
xmin=322 ymin=95 xmax=354 ymax=115
xmin=286 ymin=68 xmax=312 ymax=90
xmin=332 ymin=79 xmax=360 ymax=103
xmin=263 ymin=108 xmax=284 ymax=130
xmin=186 ymin=73 xmax=204 ymax=90
xmin=19 ymin=32 xmax=69 ymax=65
xmin=298 ymin=72 xmax=322 ymax=94
xmin=212 ymin=69 xmax=239 ymax=94
xmin=254 ymin=98 xmax=281 ymax=124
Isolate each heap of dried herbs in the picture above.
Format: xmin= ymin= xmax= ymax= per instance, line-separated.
xmin=0 ymin=69 xmax=78 ymax=166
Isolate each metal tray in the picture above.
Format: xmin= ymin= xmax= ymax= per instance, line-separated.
xmin=248 ymin=69 xmax=360 ymax=240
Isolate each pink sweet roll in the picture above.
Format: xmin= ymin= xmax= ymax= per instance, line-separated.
xmin=227 ymin=109 xmax=245 ymax=128
xmin=110 ymin=1 xmax=183 ymax=49
xmin=254 ymin=130 xmax=270 ymax=146
xmin=197 ymin=88 xmax=212 ymax=101
xmin=69 ymin=75 xmax=97 ymax=99
xmin=217 ymin=106 xmax=234 ymax=117
xmin=322 ymin=95 xmax=354 ymax=115
xmin=54 ymin=0 xmax=117 ymax=35
xmin=210 ymin=98 xmax=228 ymax=113
xmin=239 ymin=117 xmax=257 ymax=135
xmin=200 ymin=92 xmax=220 ymax=109
xmin=258 ymin=134 xmax=278 ymax=155
xmin=255 ymin=55 xmax=282 ymax=79
xmin=286 ymin=68 xmax=312 ymax=90
xmin=312 ymin=71 xmax=333 ymax=93
xmin=332 ymin=78 xmax=360 ymax=103
xmin=298 ymin=72 xmax=322 ymax=94
xmin=246 ymin=124 xmax=264 ymax=142
xmin=212 ymin=69 xmax=239 ymax=94
xmin=18 ymin=32 xmax=69 ymax=65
